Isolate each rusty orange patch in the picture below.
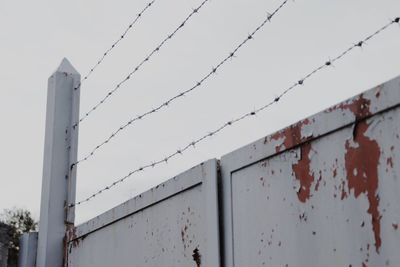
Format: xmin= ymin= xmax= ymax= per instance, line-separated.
xmin=345 ymin=121 xmax=381 ymax=253
xmin=292 ymin=143 xmax=314 ymax=203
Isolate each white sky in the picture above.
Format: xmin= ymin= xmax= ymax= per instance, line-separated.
xmin=0 ymin=0 xmax=399 ymax=224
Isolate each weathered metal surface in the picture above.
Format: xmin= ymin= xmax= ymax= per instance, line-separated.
xmin=66 ymin=159 xmax=220 ymax=267
xmin=221 ymin=75 xmax=400 ymax=266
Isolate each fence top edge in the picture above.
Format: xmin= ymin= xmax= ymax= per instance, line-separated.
xmin=220 ymin=74 xmax=400 ymax=172
xmin=68 ymin=159 xmax=217 ymax=240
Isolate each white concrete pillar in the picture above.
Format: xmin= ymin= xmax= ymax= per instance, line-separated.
xmin=36 ymin=58 xmax=80 ymax=267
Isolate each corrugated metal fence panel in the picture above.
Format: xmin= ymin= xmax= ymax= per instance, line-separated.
xmin=221 ymin=75 xmax=400 ymax=267
xmin=66 ymin=159 xmax=220 ymax=267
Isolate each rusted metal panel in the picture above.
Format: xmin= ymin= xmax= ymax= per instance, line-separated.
xmin=221 ymin=75 xmax=400 ymax=266
xmin=66 ymin=159 xmax=220 ymax=267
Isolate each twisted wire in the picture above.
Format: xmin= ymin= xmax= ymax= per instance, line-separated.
xmin=70 ymin=17 xmax=400 ymax=207
xmin=75 ymin=0 xmax=211 ymax=126
xmin=75 ymin=0 xmax=156 ymax=91
xmin=73 ymin=0 xmax=290 ymax=166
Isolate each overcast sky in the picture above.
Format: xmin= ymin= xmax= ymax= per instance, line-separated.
xmin=0 ymin=0 xmax=399 ymax=223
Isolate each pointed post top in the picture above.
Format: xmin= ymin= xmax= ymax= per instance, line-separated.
xmin=55 ymin=58 xmax=79 ymax=76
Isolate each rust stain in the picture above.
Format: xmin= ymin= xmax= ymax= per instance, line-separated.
xmin=260 ymin=177 xmax=265 ymax=187
xmin=386 ymin=157 xmax=393 ymax=168
xmin=345 ymin=120 xmax=381 ymax=253
xmin=314 ymin=171 xmax=322 ymax=192
xmin=192 ymin=247 xmax=201 ymax=267
xmin=65 ymin=225 xmax=80 ymax=248
xmin=181 ymin=224 xmax=190 ymax=252
xmin=268 ymin=119 xmax=312 ymax=152
xmin=181 ymin=229 xmax=185 ymax=243
xmin=325 ymin=94 xmax=372 ymax=120
xmin=64 ymin=224 xmax=79 ymax=267
xmin=374 ymin=85 xmax=382 ymax=98
xmin=393 ymin=223 xmax=398 ymax=230
xmin=292 ymin=142 xmax=314 ymax=203
xmin=340 ymin=180 xmax=348 ymax=200
xmin=299 ymin=212 xmax=307 ymax=222
xmin=63 ymin=234 xmax=69 ymax=267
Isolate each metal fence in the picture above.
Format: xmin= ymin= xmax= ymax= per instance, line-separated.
xmin=65 ymin=160 xmax=220 ymax=267
xmin=12 ymin=1 xmax=399 ymax=265
xmin=54 ymin=73 xmax=398 ymax=267
xmin=24 ymin=51 xmax=400 ymax=267
xmin=220 ymin=75 xmax=400 ymax=266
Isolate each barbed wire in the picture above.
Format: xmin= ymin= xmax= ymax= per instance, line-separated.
xmin=74 ymin=0 xmax=211 ymax=127
xmin=72 ymin=0 xmax=290 ymax=167
xmin=70 ymin=17 xmax=400 ymax=207
xmin=75 ymin=0 xmax=156 ymax=91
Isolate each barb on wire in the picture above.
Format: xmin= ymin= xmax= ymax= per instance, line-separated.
xmin=73 ymin=0 xmax=290 ymax=167
xmin=75 ymin=0 xmax=211 ymax=126
xmin=70 ymin=17 xmax=400 ymax=207
xmin=75 ymin=0 xmax=156 ymax=91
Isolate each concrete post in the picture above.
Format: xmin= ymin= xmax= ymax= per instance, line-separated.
xmin=36 ymin=58 xmax=80 ymax=267
xmin=18 ymin=232 xmax=38 ymax=267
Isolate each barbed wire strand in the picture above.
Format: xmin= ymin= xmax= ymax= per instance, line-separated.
xmin=75 ymin=0 xmax=156 ymax=91
xmin=72 ymin=0 xmax=290 ymax=167
xmin=70 ymin=17 xmax=400 ymax=207
xmin=74 ymin=0 xmax=211 ymax=126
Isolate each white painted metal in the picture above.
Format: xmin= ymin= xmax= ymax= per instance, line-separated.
xmin=37 ymin=59 xmax=80 ymax=267
xmin=221 ymin=75 xmax=400 ymax=266
xmin=18 ymin=232 xmax=38 ymax=267
xmin=67 ymin=159 xmax=220 ymax=267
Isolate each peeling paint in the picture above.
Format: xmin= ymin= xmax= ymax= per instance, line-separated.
xmin=66 ymin=76 xmax=400 ymax=267
xmin=345 ymin=120 xmax=381 ymax=253
xmin=65 ymin=225 xmax=80 ymax=248
xmin=292 ymin=143 xmax=314 ymax=203
xmin=325 ymin=94 xmax=372 ymax=120
xmin=64 ymin=224 xmax=78 ymax=267
xmin=268 ymin=119 xmax=312 ymax=153
xmin=223 ymin=76 xmax=400 ymax=267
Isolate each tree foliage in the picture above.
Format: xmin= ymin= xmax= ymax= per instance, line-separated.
xmin=0 ymin=208 xmax=38 ymax=267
